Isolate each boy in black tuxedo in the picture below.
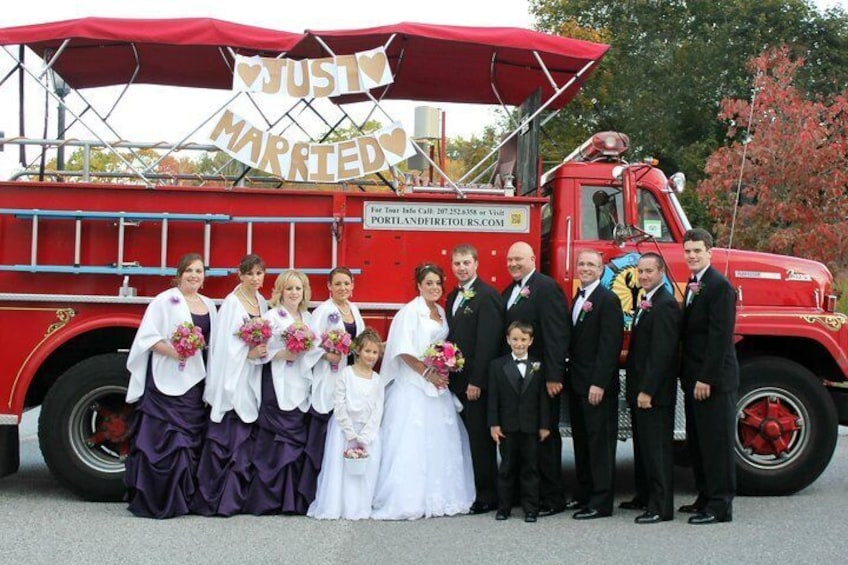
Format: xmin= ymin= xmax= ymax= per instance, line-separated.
xmin=489 ymin=321 xmax=550 ymax=523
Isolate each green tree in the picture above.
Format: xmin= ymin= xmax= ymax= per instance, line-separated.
xmin=529 ymin=0 xmax=848 ymax=226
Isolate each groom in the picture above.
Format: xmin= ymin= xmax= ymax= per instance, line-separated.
xmin=446 ymin=244 xmax=504 ymax=514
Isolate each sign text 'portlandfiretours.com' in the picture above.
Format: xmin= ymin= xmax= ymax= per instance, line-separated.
xmin=363 ymin=202 xmax=530 ymax=233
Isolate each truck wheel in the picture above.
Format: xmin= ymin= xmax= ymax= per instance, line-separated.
xmin=735 ymin=356 xmax=838 ymax=496
xmin=38 ymin=353 xmax=132 ymax=501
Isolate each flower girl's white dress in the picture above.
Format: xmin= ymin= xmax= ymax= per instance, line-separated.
xmin=307 ymin=366 xmax=384 ymax=520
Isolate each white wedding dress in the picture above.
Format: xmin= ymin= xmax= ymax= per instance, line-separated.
xmin=371 ymin=296 xmax=475 ymax=520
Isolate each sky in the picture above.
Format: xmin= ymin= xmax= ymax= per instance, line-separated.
xmin=0 ymin=0 xmax=844 ymax=178
xmin=0 ymin=0 xmax=535 ymax=178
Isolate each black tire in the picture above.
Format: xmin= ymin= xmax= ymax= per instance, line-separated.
xmin=38 ymin=353 xmax=131 ymax=501
xmin=735 ymin=356 xmax=838 ymax=496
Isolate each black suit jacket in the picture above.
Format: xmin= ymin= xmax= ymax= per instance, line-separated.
xmin=446 ymin=278 xmax=505 ymax=394
xmin=502 ymin=271 xmax=570 ymax=384
xmin=568 ymin=284 xmax=624 ymax=396
xmin=680 ymin=266 xmax=739 ymax=393
xmin=488 ymin=354 xmax=550 ymax=434
xmin=625 ymin=286 xmax=680 ymax=406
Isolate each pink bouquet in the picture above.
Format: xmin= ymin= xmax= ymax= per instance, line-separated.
xmin=235 ymin=317 xmax=273 ymax=359
xmin=422 ymin=340 xmax=465 ymax=388
xmin=170 ymin=321 xmax=206 ymax=371
xmin=321 ymin=329 xmax=352 ymax=372
xmin=281 ymin=321 xmax=316 ymax=365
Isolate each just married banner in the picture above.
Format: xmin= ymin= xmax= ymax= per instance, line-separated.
xmin=210 ymin=109 xmax=415 ymax=183
xmin=232 ymin=47 xmax=393 ymax=97
xmin=211 ymin=45 xmax=419 ymax=181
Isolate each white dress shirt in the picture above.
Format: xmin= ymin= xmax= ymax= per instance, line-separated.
xmin=507 ymin=270 xmax=535 ymax=309
xmin=572 ymin=278 xmax=601 ymax=325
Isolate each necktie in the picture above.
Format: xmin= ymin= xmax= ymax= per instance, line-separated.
xmin=510 ymin=282 xmax=523 ymax=308
xmin=452 ymin=286 xmax=465 ymax=315
xmin=514 ymin=358 xmax=526 ymax=378
xmin=686 ymin=276 xmax=697 ymax=306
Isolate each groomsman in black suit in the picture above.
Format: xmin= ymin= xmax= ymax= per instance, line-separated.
xmin=622 ymin=252 xmax=680 ymax=524
xmin=446 ymin=244 xmax=504 ymax=514
xmin=567 ymin=250 xmax=623 ymax=520
xmin=679 ymin=228 xmax=738 ymax=524
xmin=488 ymin=321 xmax=550 ymax=523
xmin=502 ymin=241 xmax=570 ymax=516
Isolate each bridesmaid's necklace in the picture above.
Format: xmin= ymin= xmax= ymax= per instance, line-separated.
xmin=239 ymin=285 xmax=258 ymax=308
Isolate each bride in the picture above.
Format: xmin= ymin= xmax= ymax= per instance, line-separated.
xmin=372 ymin=263 xmax=475 ymax=519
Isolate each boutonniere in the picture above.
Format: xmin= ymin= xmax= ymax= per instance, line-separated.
xmin=169 ymin=295 xmax=181 ymax=305
xmin=688 ymin=282 xmax=702 ymax=296
xmin=578 ymin=300 xmax=593 ymax=322
xmin=530 ymin=361 xmax=541 ymax=372
xmin=277 ymin=308 xmax=288 ymax=318
xmin=639 ymin=300 xmax=652 ymax=311
xmin=456 ymin=287 xmax=476 ymax=310
xmin=514 ymin=285 xmax=531 ymax=305
xmin=328 ymin=312 xmax=340 ymax=324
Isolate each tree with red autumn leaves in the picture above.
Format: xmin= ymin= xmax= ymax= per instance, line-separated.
xmin=698 ymin=46 xmax=848 ymax=273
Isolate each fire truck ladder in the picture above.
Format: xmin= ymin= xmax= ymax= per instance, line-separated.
xmin=232 ymin=215 xmax=362 ymax=276
xmin=0 ymin=208 xmax=362 ymax=276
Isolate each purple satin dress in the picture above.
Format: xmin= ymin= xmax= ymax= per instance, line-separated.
xmin=124 ymin=312 xmax=210 ymax=519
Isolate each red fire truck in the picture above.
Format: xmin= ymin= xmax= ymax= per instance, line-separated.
xmin=0 ymin=18 xmax=845 ymax=502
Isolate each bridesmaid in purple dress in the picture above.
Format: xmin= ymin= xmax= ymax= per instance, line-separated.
xmin=124 ymin=253 xmax=218 ymax=518
xmin=192 ymin=254 xmax=268 ymax=516
xmin=244 ymin=269 xmax=318 ymax=514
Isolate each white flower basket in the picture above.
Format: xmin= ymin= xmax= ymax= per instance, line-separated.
xmin=344 ymin=455 xmax=369 ymax=476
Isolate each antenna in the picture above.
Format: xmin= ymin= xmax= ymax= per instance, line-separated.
xmin=724 ymin=77 xmax=760 ymax=277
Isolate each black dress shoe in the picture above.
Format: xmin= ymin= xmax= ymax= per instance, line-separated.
xmin=564 ymin=500 xmax=587 ymax=510
xmin=469 ymin=502 xmax=493 ymax=515
xmin=537 ymin=505 xmax=566 ymax=517
xmin=619 ymin=498 xmax=648 ymax=511
xmin=678 ymin=499 xmax=706 ymax=514
xmin=572 ymin=508 xmax=610 ymax=520
xmin=524 ymin=512 xmax=538 ymax=523
xmin=495 ymin=510 xmax=510 ymax=521
xmin=635 ymin=511 xmax=670 ymax=524
xmin=688 ymin=512 xmax=731 ymax=525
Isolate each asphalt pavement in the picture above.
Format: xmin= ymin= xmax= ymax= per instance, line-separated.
xmin=2 ymin=409 xmax=847 ymax=564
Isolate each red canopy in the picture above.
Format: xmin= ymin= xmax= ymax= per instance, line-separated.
xmin=0 ymin=18 xmax=608 ymax=108
xmin=295 ymin=22 xmax=609 ymax=108
xmin=0 ymin=17 xmax=302 ymax=89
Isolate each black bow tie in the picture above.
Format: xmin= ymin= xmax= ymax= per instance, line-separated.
xmin=689 ymin=275 xmax=698 ymax=284
xmin=514 ymin=359 xmax=527 ymax=365
xmin=578 ymin=289 xmax=586 ymax=298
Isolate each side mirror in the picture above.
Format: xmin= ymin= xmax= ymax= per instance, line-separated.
xmin=613 ymin=223 xmax=629 ymax=247
xmin=669 ymin=172 xmax=685 ymax=193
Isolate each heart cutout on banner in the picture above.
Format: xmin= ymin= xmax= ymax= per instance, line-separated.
xmin=358 ymin=51 xmax=388 ymax=84
xmin=378 ymin=128 xmax=408 ymax=157
xmin=237 ymin=61 xmax=262 ymax=88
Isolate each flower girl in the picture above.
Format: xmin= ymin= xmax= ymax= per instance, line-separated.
xmin=307 ymin=328 xmax=385 ymax=520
